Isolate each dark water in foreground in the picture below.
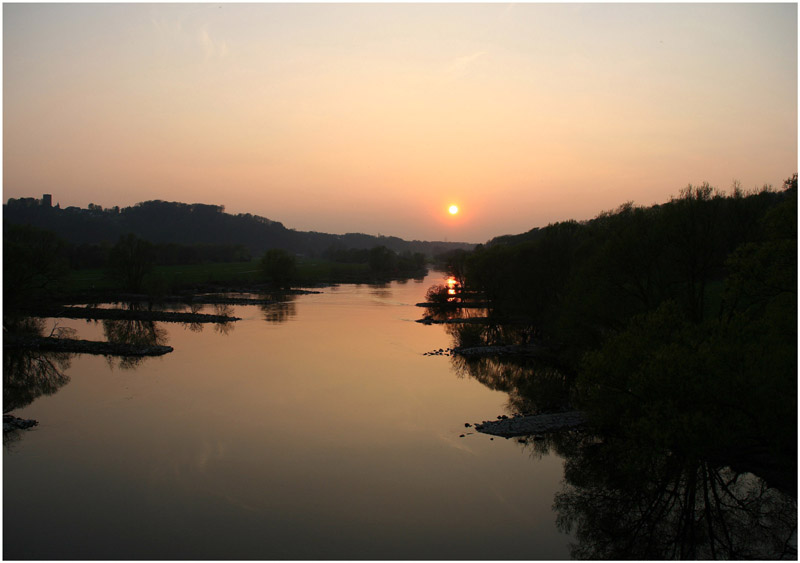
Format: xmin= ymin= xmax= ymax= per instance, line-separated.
xmin=4 ymin=273 xmax=573 ymax=559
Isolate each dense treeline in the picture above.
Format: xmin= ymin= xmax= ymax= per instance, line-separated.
xmin=4 ymin=198 xmax=473 ymax=258
xmin=321 ymin=244 xmax=426 ymax=272
xmin=461 ymin=176 xmax=797 ymax=471
xmin=4 ymin=223 xmax=430 ymax=301
xmin=4 ymin=224 xmax=70 ymax=305
xmin=68 ymin=240 xmax=251 ymax=269
xmin=466 ymin=178 xmax=796 ymax=357
xmin=4 ymin=195 xmax=465 ymax=302
xmin=2 ymin=225 xmax=243 ymax=300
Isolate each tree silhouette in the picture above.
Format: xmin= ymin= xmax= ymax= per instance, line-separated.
xmin=3 ymin=224 xmax=69 ymax=307
xmin=260 ymin=248 xmax=297 ymax=289
xmin=102 ymin=305 xmax=168 ymax=369
xmin=3 ymin=318 xmax=72 ymax=413
xmin=108 ymin=234 xmax=154 ymax=291
xmin=554 ymin=436 xmax=796 ymax=559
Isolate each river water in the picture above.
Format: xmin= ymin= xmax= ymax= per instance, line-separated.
xmin=4 ymin=272 xmax=574 ymax=559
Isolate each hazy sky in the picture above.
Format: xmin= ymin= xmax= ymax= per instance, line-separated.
xmin=4 ymin=3 xmax=797 ymax=243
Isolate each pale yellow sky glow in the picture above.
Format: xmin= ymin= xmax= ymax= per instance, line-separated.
xmin=3 ymin=3 xmax=797 ymax=242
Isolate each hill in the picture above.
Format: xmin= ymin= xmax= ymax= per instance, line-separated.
xmin=3 ymin=196 xmax=474 ymax=258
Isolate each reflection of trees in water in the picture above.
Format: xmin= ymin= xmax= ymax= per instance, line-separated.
xmin=259 ymin=293 xmax=297 ymax=324
xmin=446 ymin=320 xmax=572 ymax=415
xmin=370 ymin=284 xmax=392 ymax=299
xmin=552 ymin=435 xmax=797 ymax=560
xmin=102 ymin=303 xmax=234 ymax=368
xmin=452 ymin=355 xmax=572 ymax=415
xmin=212 ymin=304 xmax=234 ymax=335
xmin=3 ymin=317 xmax=73 ymax=415
xmin=445 ymin=319 xmax=796 ymax=559
xmin=184 ymin=303 xmax=205 ymax=333
xmin=444 ymin=321 xmax=536 ymax=348
xmin=4 ymin=348 xmax=72 ymax=413
xmin=102 ymin=315 xmax=168 ymax=370
xmin=422 ymin=306 xmax=491 ymax=323
xmin=508 ymin=427 xmax=797 ymax=559
xmin=172 ymin=303 xmax=236 ymax=333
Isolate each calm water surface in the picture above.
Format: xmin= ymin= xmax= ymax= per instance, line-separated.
xmin=4 ymin=273 xmax=573 ymax=559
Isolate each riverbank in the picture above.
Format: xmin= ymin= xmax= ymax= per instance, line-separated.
xmin=473 ymin=411 xmax=586 ymax=437
xmin=4 ymin=415 xmax=38 ymax=433
xmin=417 ymin=316 xmax=492 ymax=325
xmin=415 ymin=301 xmax=492 ymax=308
xmin=60 ymin=259 xmax=427 ymax=299
xmin=423 ymin=344 xmax=543 ymax=358
xmin=4 ymin=334 xmax=174 ymax=356
xmin=31 ymin=306 xmax=241 ymax=324
xmin=55 ymin=286 xmax=323 ymax=306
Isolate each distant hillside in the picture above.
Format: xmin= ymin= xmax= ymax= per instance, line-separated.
xmin=3 ymin=197 xmax=474 ymax=257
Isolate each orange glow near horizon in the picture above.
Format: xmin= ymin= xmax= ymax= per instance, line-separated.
xmin=2 ymin=4 xmax=796 ymax=244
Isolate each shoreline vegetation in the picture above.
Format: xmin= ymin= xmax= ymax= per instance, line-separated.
xmin=4 ymin=180 xmax=796 ymax=557
xmin=3 ymin=195 xmax=467 ymax=308
xmin=33 ymin=258 xmax=426 ymax=303
xmin=3 ymin=220 xmax=438 ymax=357
xmin=420 ymin=177 xmax=797 ymax=504
xmin=3 ymin=199 xmax=445 ymax=310
xmin=5 ymin=181 xmax=796 ymax=492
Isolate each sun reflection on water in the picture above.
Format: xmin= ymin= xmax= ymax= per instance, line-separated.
xmin=446 ymin=276 xmax=458 ymax=297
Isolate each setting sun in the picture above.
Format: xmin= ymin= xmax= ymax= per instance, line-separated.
xmin=1 ymin=4 xmax=796 ymax=559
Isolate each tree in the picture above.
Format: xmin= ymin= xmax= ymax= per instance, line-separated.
xmin=425 ymin=284 xmax=450 ymax=304
xmin=260 ymin=248 xmax=297 ymax=289
xmin=368 ymin=245 xmax=397 ymax=274
xmin=108 ymin=234 xmax=154 ymax=291
xmin=3 ymin=224 xmax=69 ymax=307
xmin=441 ymin=248 xmax=470 ymax=287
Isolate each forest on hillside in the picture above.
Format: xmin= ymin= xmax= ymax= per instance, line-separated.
xmin=3 ymin=198 xmax=474 ymax=258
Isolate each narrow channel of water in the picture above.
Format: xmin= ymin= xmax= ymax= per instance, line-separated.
xmin=4 ymin=273 xmax=573 ymax=559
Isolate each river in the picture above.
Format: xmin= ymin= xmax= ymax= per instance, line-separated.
xmin=4 ymin=272 xmax=574 ymax=559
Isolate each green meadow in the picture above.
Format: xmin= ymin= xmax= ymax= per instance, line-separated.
xmin=64 ymin=258 xmax=373 ymax=293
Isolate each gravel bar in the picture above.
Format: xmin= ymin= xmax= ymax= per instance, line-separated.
xmin=4 ymin=335 xmax=174 ymax=356
xmin=474 ymin=411 xmax=586 ymax=437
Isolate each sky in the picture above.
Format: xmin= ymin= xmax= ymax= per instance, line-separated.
xmin=3 ymin=3 xmax=797 ymax=243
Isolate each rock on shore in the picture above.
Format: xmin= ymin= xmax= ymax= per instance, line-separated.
xmin=416 ymin=317 xmax=493 ymax=325
xmin=453 ymin=344 xmax=542 ymax=358
xmin=4 ymin=415 xmax=38 ymax=433
xmin=475 ymin=411 xmax=586 ymax=437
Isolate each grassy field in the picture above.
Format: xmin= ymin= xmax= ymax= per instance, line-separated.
xmin=64 ymin=258 xmax=375 ymax=293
